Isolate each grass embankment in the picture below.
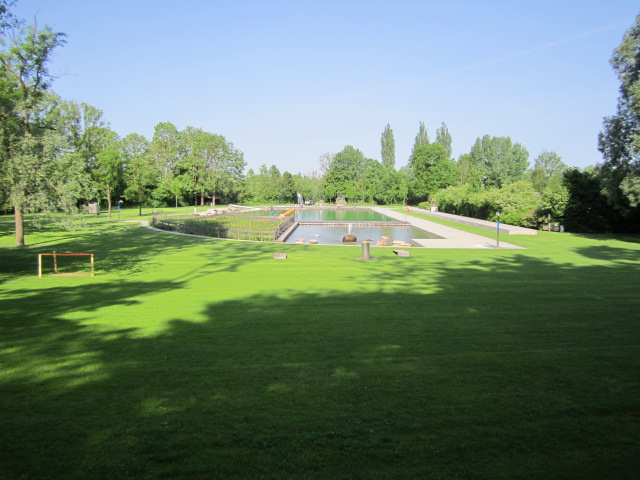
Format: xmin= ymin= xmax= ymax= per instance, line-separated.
xmin=1 ymin=211 xmax=639 ymax=479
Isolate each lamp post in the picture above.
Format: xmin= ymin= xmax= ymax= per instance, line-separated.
xmin=496 ymin=211 xmax=501 ymax=248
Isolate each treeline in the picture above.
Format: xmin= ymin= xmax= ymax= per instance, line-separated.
xmin=320 ymin=127 xmax=570 ymax=228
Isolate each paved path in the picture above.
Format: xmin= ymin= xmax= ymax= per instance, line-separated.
xmin=410 ymin=207 xmax=538 ymax=235
xmin=372 ymin=207 xmax=524 ymax=249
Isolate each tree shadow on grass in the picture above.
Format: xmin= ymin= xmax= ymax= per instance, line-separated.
xmin=1 ymin=253 xmax=638 ymax=479
xmin=572 ymin=245 xmax=640 ymax=263
xmin=571 ymin=232 xmax=640 ymax=245
xmin=0 ymin=222 xmax=279 ymax=283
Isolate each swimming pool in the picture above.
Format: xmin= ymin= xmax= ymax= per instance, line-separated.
xmin=232 ymin=207 xmax=439 ymax=245
xmin=283 ymin=208 xmax=439 ymax=245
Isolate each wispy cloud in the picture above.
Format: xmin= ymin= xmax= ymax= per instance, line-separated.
xmin=343 ymin=21 xmax=628 ymax=99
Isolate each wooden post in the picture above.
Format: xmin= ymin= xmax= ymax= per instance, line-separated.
xmin=53 ymin=250 xmax=58 ymax=274
xmin=38 ymin=254 xmax=42 ymax=278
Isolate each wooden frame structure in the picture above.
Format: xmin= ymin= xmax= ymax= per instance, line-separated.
xmin=38 ymin=252 xmax=94 ymax=278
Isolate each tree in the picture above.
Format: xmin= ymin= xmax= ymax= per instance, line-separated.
xmin=562 ymin=168 xmax=612 ymax=233
xmin=323 ymin=145 xmax=366 ymax=201
xmin=357 ymin=158 xmax=385 ymax=203
xmin=93 ymin=130 xmax=123 ymax=217
xmin=408 ymin=143 xmax=457 ymax=202
xmin=148 ymin=122 xmax=182 ymax=206
xmin=469 ymin=135 xmax=529 ymax=188
xmin=597 ymin=14 xmax=640 ymax=228
xmin=293 ymin=171 xmax=323 ymax=203
xmin=318 ymin=152 xmax=334 ymax=176
xmin=192 ymin=130 xmax=245 ymax=206
xmin=0 ymin=22 xmax=67 ymax=245
xmin=529 ymin=150 xmax=567 ymax=192
xmin=457 ymin=154 xmax=473 ymax=185
xmin=412 ymin=121 xmax=430 ymax=155
xmin=122 ymin=133 xmax=153 ymax=215
xmin=381 ymin=123 xmax=395 ymax=168
xmin=0 ymin=0 xmax=17 ymax=30
xmin=435 ymin=122 xmax=453 ymax=159
xmin=279 ymin=171 xmax=296 ymax=203
xmin=379 ymin=166 xmax=407 ymax=204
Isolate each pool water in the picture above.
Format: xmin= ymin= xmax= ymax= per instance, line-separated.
xmin=295 ymin=209 xmax=395 ymax=222
xmin=233 ymin=207 xmax=439 ymax=245
xmin=285 ymin=224 xmax=436 ymax=245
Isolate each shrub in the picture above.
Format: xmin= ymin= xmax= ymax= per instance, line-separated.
xmin=429 ymin=181 xmax=542 ymax=227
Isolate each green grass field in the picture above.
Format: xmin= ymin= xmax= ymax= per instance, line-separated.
xmin=1 ymin=208 xmax=639 ymax=479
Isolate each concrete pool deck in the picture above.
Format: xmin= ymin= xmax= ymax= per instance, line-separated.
xmin=371 ymin=207 xmax=525 ymax=249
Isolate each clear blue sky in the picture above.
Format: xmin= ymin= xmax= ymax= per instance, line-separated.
xmin=13 ymin=0 xmax=640 ymax=174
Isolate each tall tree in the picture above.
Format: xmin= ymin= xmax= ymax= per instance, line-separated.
xmin=408 ymin=143 xmax=457 ymax=202
xmin=529 ymin=150 xmax=567 ymax=192
xmin=0 ymin=22 xmax=66 ymax=245
xmin=122 ymin=133 xmax=153 ymax=215
xmin=323 ymin=145 xmax=366 ymax=201
xmin=93 ymin=130 xmax=123 ymax=217
xmin=279 ymin=171 xmax=296 ymax=203
xmin=411 ymin=121 xmax=429 ymax=158
xmin=598 ymin=14 xmax=640 ymax=227
xmin=469 ymin=135 xmax=529 ymax=188
xmin=435 ymin=122 xmax=453 ymax=159
xmin=562 ymin=168 xmax=612 ymax=233
xmin=380 ymin=123 xmax=395 ymax=168
xmin=149 ymin=122 xmax=182 ymax=206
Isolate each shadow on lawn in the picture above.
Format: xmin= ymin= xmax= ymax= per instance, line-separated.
xmin=0 ymin=221 xmax=275 ymax=282
xmin=1 ymin=252 xmax=639 ymax=480
xmin=573 ymin=245 xmax=640 ymax=263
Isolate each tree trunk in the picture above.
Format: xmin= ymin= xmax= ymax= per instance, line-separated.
xmin=107 ymin=187 xmax=112 ymax=218
xmin=15 ymin=205 xmax=25 ymax=246
xmin=200 ymin=193 xmax=204 ymax=206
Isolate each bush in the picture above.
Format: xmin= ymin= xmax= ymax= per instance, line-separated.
xmin=428 ymin=181 xmax=542 ymax=227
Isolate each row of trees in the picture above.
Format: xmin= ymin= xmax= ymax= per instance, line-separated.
xmin=320 ymin=122 xmax=567 ymax=216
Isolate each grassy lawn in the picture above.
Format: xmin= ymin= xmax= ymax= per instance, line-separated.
xmin=1 ymin=210 xmax=639 ymax=479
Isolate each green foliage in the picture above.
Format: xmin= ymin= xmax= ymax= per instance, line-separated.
xmin=293 ymin=171 xmax=323 ymax=203
xmin=408 ymin=143 xmax=458 ymax=203
xmin=597 ymin=14 xmax=640 ymax=229
xmin=541 ymin=182 xmax=569 ymax=223
xmin=470 ymin=135 xmax=529 ymax=188
xmin=435 ymin=122 xmax=453 ymax=159
xmin=411 ymin=121 xmax=430 ymax=156
xmin=146 ymin=123 xmax=245 ymax=208
xmin=279 ymin=171 xmax=296 ymax=203
xmin=323 ymin=145 xmax=366 ymax=201
xmin=529 ymin=150 xmax=567 ymax=192
xmin=0 ymin=20 xmax=67 ymax=245
xmin=429 ymin=181 xmax=541 ymax=227
xmin=122 ymin=133 xmax=153 ymax=215
xmin=380 ymin=123 xmax=395 ymax=168
xmin=562 ymin=168 xmax=613 ymax=233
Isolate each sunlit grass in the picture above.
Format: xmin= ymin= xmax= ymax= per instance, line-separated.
xmin=0 ymin=211 xmax=639 ymax=479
